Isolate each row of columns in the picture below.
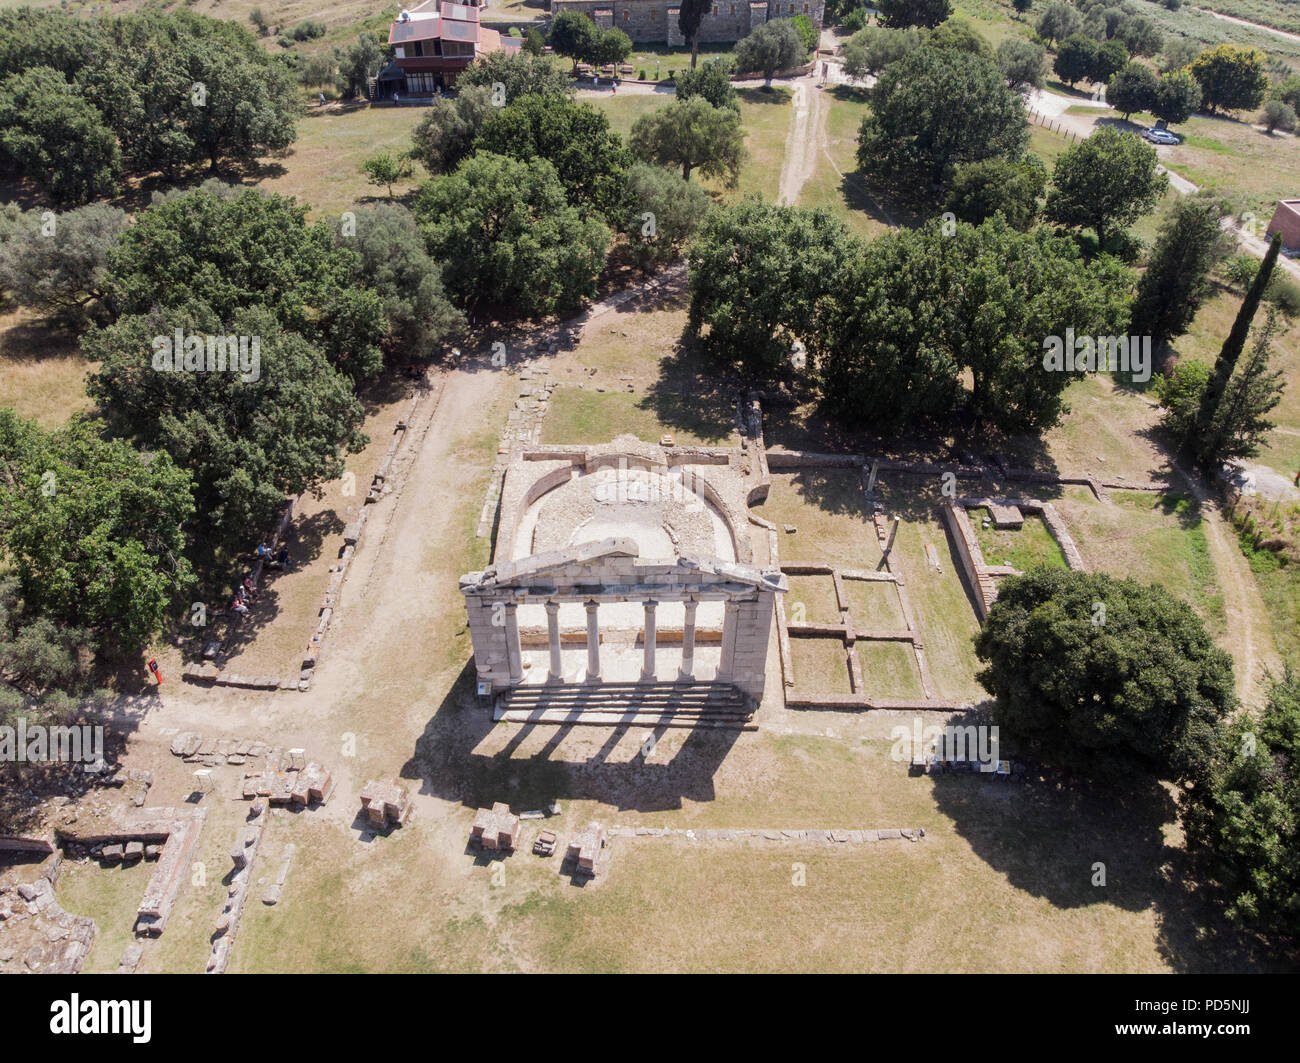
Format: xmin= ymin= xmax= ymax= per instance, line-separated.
xmin=503 ymin=597 xmax=727 ymax=684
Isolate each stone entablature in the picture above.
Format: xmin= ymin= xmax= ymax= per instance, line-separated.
xmin=550 ymin=2 xmax=822 ymax=47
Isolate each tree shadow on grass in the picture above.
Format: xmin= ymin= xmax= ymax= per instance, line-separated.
xmin=638 ymin=343 xmax=741 ymax=445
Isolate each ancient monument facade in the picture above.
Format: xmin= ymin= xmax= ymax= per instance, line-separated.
xmin=460 ymin=436 xmax=785 ymax=719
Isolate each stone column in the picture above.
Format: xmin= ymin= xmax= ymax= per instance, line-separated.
xmin=584 ymin=599 xmax=601 ymax=682
xmin=545 ymin=600 xmax=562 ymax=683
xmin=504 ymin=601 xmax=523 ymax=685
xmin=678 ymin=599 xmax=698 ymax=681
xmin=641 ymin=600 xmax=658 ymax=682
xmin=717 ymin=598 xmax=740 ymax=681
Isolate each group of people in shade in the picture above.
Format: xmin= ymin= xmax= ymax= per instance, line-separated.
xmin=229 ymin=542 xmax=290 ymax=617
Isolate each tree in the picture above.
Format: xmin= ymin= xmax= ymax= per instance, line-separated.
xmin=857 ymin=47 xmax=1029 ymax=195
xmin=1046 ymin=126 xmax=1167 ymax=245
xmin=944 ymin=156 xmax=1046 ymax=230
xmin=1107 ymin=62 xmax=1158 ymax=119
xmin=548 ymin=10 xmax=599 ymax=69
xmin=1012 ymin=0 xmax=1033 ymax=11
xmin=1092 ymin=38 xmax=1130 ymax=83
xmin=1262 ymin=99 xmax=1298 ymax=134
xmin=675 ymin=57 xmax=738 ymax=111
xmin=83 ymin=305 xmax=367 ymax=544
xmin=1156 ymin=359 xmax=1211 ymax=440
xmin=1036 ymin=1 xmax=1083 ymax=47
xmin=733 ymin=19 xmax=807 ymax=86
xmin=0 ymin=205 xmax=129 ymax=326
xmin=686 ymin=201 xmax=856 ymax=374
xmin=974 ymin=568 xmax=1234 ymax=781
xmin=1181 ymin=669 xmax=1300 ymax=940
xmin=841 ymin=26 xmax=922 ymax=81
xmin=877 ymin=0 xmax=952 ymax=29
xmin=820 ymin=217 xmax=1132 ymax=433
xmin=0 ymin=67 xmax=121 ymax=205
xmin=458 ymin=51 xmax=573 ymax=103
xmin=791 ymin=15 xmax=820 ymax=55
xmin=1188 ymin=44 xmax=1269 ymax=114
xmin=0 ymin=410 xmax=196 ymax=649
xmin=679 ymin=0 xmax=710 ymax=69
xmin=997 ymin=37 xmax=1048 ymax=93
xmin=414 ymin=152 xmax=609 ymax=319
xmin=623 ymin=162 xmax=714 ymax=274
xmin=336 ymin=203 xmax=464 ymax=356
xmin=1200 ymin=306 xmax=1285 ymax=468
xmin=1152 ymin=68 xmax=1202 ymax=124
xmin=362 ymin=150 xmax=413 ymax=198
xmin=1129 ymin=193 xmax=1233 ymax=353
xmin=1053 ymin=33 xmax=1098 ymax=87
xmin=339 ymin=32 xmax=384 ymax=99
xmin=523 ymin=28 xmax=545 ymax=56
xmin=475 ymin=94 xmax=632 ymax=221
xmin=630 ymin=97 xmax=748 ymax=185
xmin=409 ymin=86 xmax=494 ymax=175
xmin=1192 ymin=233 xmax=1281 ymax=470
xmin=1116 ymin=15 xmax=1162 ymax=58
xmin=595 ymin=27 xmax=633 ymax=68
xmin=102 ymin=188 xmax=386 ymax=383
xmin=1272 ymin=73 xmax=1300 ymax=112
xmin=927 ymin=18 xmax=994 ymax=61
xmin=1160 ymin=37 xmax=1200 ymax=74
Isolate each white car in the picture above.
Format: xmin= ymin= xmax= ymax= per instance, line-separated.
xmin=1143 ymin=128 xmax=1182 ymax=145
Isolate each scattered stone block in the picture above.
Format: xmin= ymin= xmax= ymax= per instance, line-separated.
xmin=123 ymin=841 xmax=144 ymax=862
xmin=359 ymin=778 xmax=411 ymax=829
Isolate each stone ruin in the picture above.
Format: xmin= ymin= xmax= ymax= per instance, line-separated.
xmin=359 ymin=779 xmax=412 ymax=829
xmin=471 ymin=802 xmax=522 ymax=851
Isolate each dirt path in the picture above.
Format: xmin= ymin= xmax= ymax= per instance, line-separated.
xmin=1196 ymin=7 xmax=1300 ymax=44
xmin=777 ymin=75 xmax=826 ymax=206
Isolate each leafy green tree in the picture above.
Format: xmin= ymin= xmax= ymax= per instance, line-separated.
xmin=0 ymin=205 xmax=128 ymax=326
xmin=1107 ymin=62 xmax=1158 ymax=119
xmin=975 ymin=567 xmax=1235 ymax=781
xmin=409 ymin=86 xmax=494 ymax=175
xmin=1181 ymin=669 xmax=1300 ymax=940
xmin=414 ymin=152 xmax=609 ymax=319
xmin=549 ymin=10 xmax=600 ymax=69
xmin=790 ymin=15 xmax=820 ymax=55
xmin=997 ymin=37 xmax=1048 ymax=93
xmin=362 ymin=150 xmax=413 ymax=198
xmin=1036 ymin=1 xmax=1083 ymax=47
xmin=1012 ymin=0 xmax=1033 ymax=12
xmin=675 ymin=57 xmax=738 ymax=111
xmin=1192 ymin=233 xmax=1281 ymax=470
xmin=926 ymin=17 xmax=994 ymax=60
xmin=630 ymin=97 xmax=748 ymax=185
xmin=0 ymin=410 xmax=195 ymax=649
xmin=1272 ymin=73 xmax=1300 ymax=112
xmin=102 ymin=188 xmax=385 ymax=383
xmin=0 ymin=8 xmax=107 ymax=82
xmin=595 ymin=27 xmax=633 ymax=68
xmin=1188 ymin=44 xmax=1269 ymax=113
xmin=1053 ymin=33 xmax=1098 ymax=87
xmin=678 ymin=0 xmax=711 ymax=69
xmin=877 ymin=0 xmax=952 ymax=29
xmin=943 ymin=156 xmax=1046 ymax=230
xmin=339 ymin=32 xmax=384 ymax=99
xmin=523 ymin=28 xmax=545 ymax=56
xmin=1046 ymin=126 xmax=1167 ymax=245
xmin=685 ymin=201 xmax=856 ymax=373
xmin=458 ymin=51 xmax=573 ymax=103
xmin=1155 ymin=359 xmax=1211 ymax=440
xmin=623 ymin=162 xmax=714 ymax=274
xmin=1092 ymin=38 xmax=1130 ymax=83
xmin=1152 ymin=68 xmax=1202 ymax=124
xmin=1159 ymin=37 xmax=1200 ymax=74
xmin=475 ymin=94 xmax=632 ymax=221
xmin=1262 ymin=99 xmax=1297 ymax=134
xmin=1116 ymin=14 xmax=1162 ymax=58
xmin=0 ymin=67 xmax=121 ymax=205
xmin=83 ymin=305 xmax=367 ymax=543
xmin=1129 ymin=193 xmax=1232 ymax=353
xmin=336 ymin=203 xmax=464 ymax=356
xmin=841 ymin=26 xmax=922 ymax=80
xmin=734 ymin=18 xmax=807 ymax=86
xmin=857 ymin=47 xmax=1029 ymax=196
xmin=820 ymin=217 xmax=1132 ymax=433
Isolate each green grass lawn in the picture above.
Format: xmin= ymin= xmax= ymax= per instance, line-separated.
xmin=736 ymin=86 xmax=793 ymax=202
xmin=972 ymin=509 xmax=1071 ymax=572
xmin=797 ymin=88 xmax=894 ymax=239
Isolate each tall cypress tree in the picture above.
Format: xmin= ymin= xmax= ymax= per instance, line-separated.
xmin=679 ymin=0 xmax=709 ymax=69
xmin=1191 ymin=232 xmax=1281 ymax=471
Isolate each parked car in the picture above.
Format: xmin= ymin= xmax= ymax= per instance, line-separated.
xmin=1143 ymin=128 xmax=1182 ymax=145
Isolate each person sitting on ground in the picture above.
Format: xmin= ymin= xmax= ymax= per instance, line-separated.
xmin=231 ymin=598 xmax=249 ymax=616
xmin=242 ymin=576 xmax=257 ymax=599
xmin=256 ymin=542 xmax=270 ymax=560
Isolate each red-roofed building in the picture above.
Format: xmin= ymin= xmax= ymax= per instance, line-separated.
xmin=386 ymin=1 xmax=521 ymax=95
xmin=1267 ymin=201 xmax=1300 ymax=255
